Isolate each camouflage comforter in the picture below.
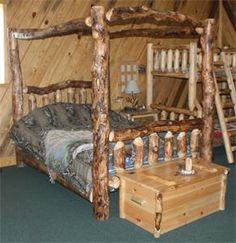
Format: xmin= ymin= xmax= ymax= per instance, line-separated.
xmin=10 ymin=103 xmax=143 ymax=200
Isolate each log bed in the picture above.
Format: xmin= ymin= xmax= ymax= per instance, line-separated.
xmin=8 ymin=5 xmax=216 ymax=220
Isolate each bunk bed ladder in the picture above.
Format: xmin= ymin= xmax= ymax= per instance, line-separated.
xmin=214 ymin=53 xmax=236 ymax=163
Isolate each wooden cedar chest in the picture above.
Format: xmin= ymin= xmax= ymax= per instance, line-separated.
xmin=118 ymin=159 xmax=228 ymax=238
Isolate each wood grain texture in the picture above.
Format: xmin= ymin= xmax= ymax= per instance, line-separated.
xmin=200 ymin=19 xmax=215 ymax=162
xmin=13 ymin=18 xmax=91 ymax=40
xmin=118 ymin=159 xmax=228 ymax=237
xmin=148 ymin=133 xmax=159 ymax=165
xmin=106 ymin=5 xmax=203 ymax=28
xmin=24 ymin=80 xmax=92 ymax=95
xmin=114 ymin=141 xmax=125 ymax=172
xmin=8 ymin=29 xmax=24 ymax=123
xmin=90 ymin=5 xmax=110 ymax=220
xmin=109 ymin=118 xmax=203 ymax=142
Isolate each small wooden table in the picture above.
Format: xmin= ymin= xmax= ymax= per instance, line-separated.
xmin=118 ymin=159 xmax=228 ymax=238
xmin=120 ymin=110 xmax=158 ymax=122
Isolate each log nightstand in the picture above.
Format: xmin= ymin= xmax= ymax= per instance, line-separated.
xmin=117 ymin=159 xmax=228 ymax=238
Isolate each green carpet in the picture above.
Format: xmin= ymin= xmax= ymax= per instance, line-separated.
xmin=1 ymin=147 xmax=235 ymax=243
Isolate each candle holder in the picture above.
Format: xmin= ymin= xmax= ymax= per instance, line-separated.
xmin=178 ymin=158 xmax=196 ymax=176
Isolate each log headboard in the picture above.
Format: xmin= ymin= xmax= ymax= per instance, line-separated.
xmin=23 ymin=80 xmax=92 ymax=114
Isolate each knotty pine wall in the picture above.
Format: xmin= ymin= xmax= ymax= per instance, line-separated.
xmin=0 ymin=0 xmax=235 ymax=158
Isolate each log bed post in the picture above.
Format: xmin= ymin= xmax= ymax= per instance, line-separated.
xmin=90 ymin=6 xmax=110 ymax=220
xmin=8 ymin=29 xmax=24 ymax=124
xmin=9 ymin=29 xmax=24 ymax=167
xmin=199 ymin=19 xmax=215 ymax=162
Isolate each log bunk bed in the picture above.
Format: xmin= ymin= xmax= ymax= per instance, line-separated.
xmin=9 ymin=5 xmax=221 ymax=222
xmin=146 ymin=41 xmax=236 ymax=162
xmin=146 ymin=42 xmax=236 ymax=114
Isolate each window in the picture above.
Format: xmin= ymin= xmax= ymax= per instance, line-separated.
xmin=0 ymin=3 xmax=6 ymax=84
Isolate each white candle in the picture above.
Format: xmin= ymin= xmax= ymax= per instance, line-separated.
xmin=185 ymin=158 xmax=192 ymax=172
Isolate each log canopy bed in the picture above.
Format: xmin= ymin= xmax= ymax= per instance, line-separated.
xmin=9 ymin=6 xmax=216 ymax=220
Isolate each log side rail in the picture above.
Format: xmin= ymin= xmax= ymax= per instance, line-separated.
xmin=150 ymin=104 xmax=198 ymax=118
xmin=109 ymin=118 xmax=203 ymax=142
xmin=111 ymin=118 xmax=202 ymax=177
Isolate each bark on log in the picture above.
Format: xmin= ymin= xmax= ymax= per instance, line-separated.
xmin=110 ymin=27 xmax=198 ymax=39
xmin=106 ymin=6 xmax=203 ymax=28
xmin=134 ymin=137 xmax=144 ymax=169
xmin=151 ymin=104 xmax=197 ymax=117
xmin=154 ymin=193 xmax=163 ymax=238
xmin=109 ymin=118 xmax=203 ymax=142
xmin=220 ymin=173 xmax=227 ymax=210
xmin=42 ymin=94 xmax=49 ymax=106
xmin=179 ymin=113 xmax=185 ymax=121
xmin=191 ymin=129 xmax=200 ymax=159
xmin=67 ymin=88 xmax=76 ymax=103
xmin=8 ymin=29 xmax=24 ymax=123
xmin=55 ymin=90 xmax=62 ymax=103
xmin=160 ymin=110 xmax=167 ymax=120
xmin=12 ymin=19 xmax=91 ymax=40
xmin=24 ymin=80 xmax=92 ymax=95
xmin=148 ymin=133 xmax=159 ymax=165
xmin=80 ymin=88 xmax=87 ymax=104
xmin=170 ymin=112 xmax=176 ymax=121
xmin=114 ymin=141 xmax=125 ymax=172
xmin=165 ymin=131 xmax=173 ymax=160
xmin=177 ymin=132 xmax=187 ymax=158
xmin=91 ymin=6 xmax=110 ymax=220
xmin=108 ymin=176 xmax=120 ymax=189
xmin=200 ymin=19 xmax=215 ymax=162
xmin=28 ymin=94 xmax=37 ymax=112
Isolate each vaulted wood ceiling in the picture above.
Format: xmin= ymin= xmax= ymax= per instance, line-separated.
xmin=0 ymin=0 xmax=235 ymax=155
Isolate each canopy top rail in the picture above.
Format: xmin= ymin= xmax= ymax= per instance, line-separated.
xmin=105 ymin=6 xmax=204 ymax=28
xmin=10 ymin=5 xmax=205 ymax=41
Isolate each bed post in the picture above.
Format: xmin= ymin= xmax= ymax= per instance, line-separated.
xmin=188 ymin=42 xmax=197 ymax=111
xmin=199 ymin=19 xmax=215 ymax=162
xmin=146 ymin=43 xmax=153 ymax=109
xmin=90 ymin=6 xmax=110 ymax=220
xmin=8 ymin=29 xmax=24 ymax=167
xmin=8 ymin=29 xmax=24 ymax=123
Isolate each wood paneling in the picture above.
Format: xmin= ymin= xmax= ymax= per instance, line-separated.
xmin=0 ymin=0 xmax=235 ymax=156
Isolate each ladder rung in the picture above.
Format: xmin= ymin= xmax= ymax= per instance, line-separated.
xmin=227 ymin=129 xmax=236 ymax=137
xmin=216 ymin=78 xmax=227 ymax=82
xmin=222 ymin=102 xmax=235 ymax=109
xmin=214 ymin=61 xmax=224 ymax=66
xmin=231 ymin=146 xmax=236 ymax=152
xmin=219 ymin=89 xmax=231 ymax=95
xmin=225 ymin=116 xmax=236 ymax=123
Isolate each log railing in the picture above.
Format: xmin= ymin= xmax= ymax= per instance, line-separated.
xmin=23 ymin=80 xmax=92 ymax=113
xmin=146 ymin=42 xmax=198 ymax=111
xmin=110 ymin=118 xmax=202 ymax=176
xmin=152 ymin=44 xmax=191 ymax=77
xmin=151 ymin=44 xmax=236 ymax=77
xmin=150 ymin=104 xmax=202 ymax=120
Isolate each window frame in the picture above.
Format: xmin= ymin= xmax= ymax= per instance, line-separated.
xmin=0 ymin=3 xmax=7 ymax=84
